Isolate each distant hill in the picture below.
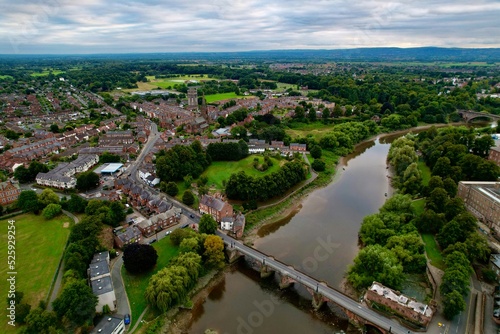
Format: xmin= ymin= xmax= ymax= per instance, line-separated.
xmin=2 ymin=47 xmax=500 ymax=62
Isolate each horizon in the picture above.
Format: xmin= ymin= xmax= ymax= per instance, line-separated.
xmin=1 ymin=1 xmax=500 ymax=54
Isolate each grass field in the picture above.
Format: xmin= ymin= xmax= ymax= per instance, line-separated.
xmin=0 ymin=213 xmax=72 ymax=333
xmin=0 ymin=75 xmax=13 ymax=80
xmin=421 ymin=233 xmax=445 ymax=270
xmin=286 ymin=121 xmax=336 ymax=141
xmin=411 ymin=198 xmax=426 ymax=216
xmin=200 ymin=155 xmax=282 ymax=189
xmin=204 ymin=92 xmax=248 ymax=103
xmin=30 ymin=70 xmax=65 ymax=77
xmin=121 ymin=236 xmax=179 ymax=327
xmin=417 ymin=159 xmax=431 ymax=186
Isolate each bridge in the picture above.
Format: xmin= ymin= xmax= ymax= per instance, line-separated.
xmin=217 ymin=231 xmax=418 ymax=334
xmin=459 ymin=110 xmax=500 ymax=123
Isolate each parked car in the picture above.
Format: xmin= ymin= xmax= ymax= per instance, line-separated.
xmin=149 ymin=239 xmax=157 ymax=244
xmin=189 ymin=214 xmax=195 ymax=218
xmin=124 ymin=314 xmax=130 ymax=325
xmin=181 ymin=224 xmax=189 ymax=228
xmin=165 ymin=231 xmax=172 ymax=235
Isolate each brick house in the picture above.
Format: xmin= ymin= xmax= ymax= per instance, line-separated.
xmin=489 ymin=146 xmax=500 ymax=166
xmin=0 ymin=181 xmax=21 ymax=206
xmin=136 ymin=208 xmax=181 ymax=237
xmin=364 ymin=282 xmax=433 ymax=328
xmin=199 ymin=194 xmax=233 ymax=222
xmin=114 ymin=226 xmax=142 ymax=249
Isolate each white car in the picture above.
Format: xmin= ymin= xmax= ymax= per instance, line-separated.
xmin=165 ymin=231 xmax=172 ymax=235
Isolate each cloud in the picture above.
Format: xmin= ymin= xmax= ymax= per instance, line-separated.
xmin=0 ymin=0 xmax=499 ymax=53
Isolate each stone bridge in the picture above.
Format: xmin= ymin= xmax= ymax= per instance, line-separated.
xmin=219 ymin=231 xmax=417 ymax=334
xmin=459 ymin=110 xmax=500 ymax=123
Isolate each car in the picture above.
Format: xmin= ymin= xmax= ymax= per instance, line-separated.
xmin=181 ymin=224 xmax=189 ymax=228
xmin=124 ymin=314 xmax=130 ymax=325
xmin=189 ymin=214 xmax=195 ymax=218
xmin=165 ymin=231 xmax=172 ymax=236
xmin=149 ymin=239 xmax=157 ymax=244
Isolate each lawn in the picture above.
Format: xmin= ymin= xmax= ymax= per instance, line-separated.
xmin=417 ymin=159 xmax=431 ymax=186
xmin=30 ymin=70 xmax=65 ymax=77
xmin=0 ymin=213 xmax=72 ymax=333
xmin=0 ymin=75 xmax=13 ymax=80
xmin=200 ymin=155 xmax=282 ymax=189
xmin=205 ymin=92 xmax=247 ymax=103
xmin=121 ymin=236 xmax=179 ymax=327
xmin=421 ymin=233 xmax=445 ymax=270
xmin=285 ymin=121 xmax=336 ymax=141
xmin=411 ymin=198 xmax=426 ymax=216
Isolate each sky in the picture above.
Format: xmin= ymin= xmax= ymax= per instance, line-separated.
xmin=0 ymin=0 xmax=499 ymax=54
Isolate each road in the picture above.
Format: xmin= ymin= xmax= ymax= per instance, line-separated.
xmin=110 ymin=255 xmax=131 ymax=322
xmin=216 ymin=231 xmax=417 ymax=334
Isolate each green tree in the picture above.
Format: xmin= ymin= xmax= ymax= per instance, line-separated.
xmin=199 ymin=214 xmax=218 ymax=234
xmin=310 ymin=145 xmax=322 ymax=159
xmin=65 ymin=194 xmax=88 ymax=213
xmin=17 ymin=190 xmax=42 ymax=213
xmin=76 ymin=171 xmax=100 ymax=191
xmin=166 ymin=182 xmax=179 ymax=196
xmin=311 ymin=159 xmax=326 ymax=171
xmin=42 ymin=203 xmax=62 ymax=219
xmin=23 ymin=307 xmax=57 ymax=334
xmin=443 ymin=290 xmax=466 ymax=320
xmin=182 ymin=190 xmax=195 ymax=206
xmin=38 ymin=189 xmax=60 ymax=206
xmin=179 ymin=237 xmax=199 ymax=254
xmin=50 ymin=124 xmax=60 ymax=133
xmin=52 ymin=279 xmax=97 ymax=326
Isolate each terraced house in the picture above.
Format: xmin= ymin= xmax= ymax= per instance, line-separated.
xmin=0 ymin=180 xmax=21 ymax=205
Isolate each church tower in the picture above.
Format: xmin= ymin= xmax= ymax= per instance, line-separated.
xmin=187 ymin=87 xmax=198 ymax=108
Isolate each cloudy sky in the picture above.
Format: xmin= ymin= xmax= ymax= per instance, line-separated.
xmin=0 ymin=0 xmax=499 ymax=54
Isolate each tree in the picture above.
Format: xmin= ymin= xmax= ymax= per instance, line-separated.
xmin=42 ymin=204 xmax=62 ymax=219
xmin=65 ymin=194 xmax=88 ymax=213
xmin=311 ymin=159 xmax=326 ymax=171
xmin=443 ymin=290 xmax=466 ymax=320
xmin=52 ymin=279 xmax=97 ymax=326
xmin=23 ymin=307 xmax=57 ymax=334
xmin=38 ymin=189 xmax=59 ymax=206
xmin=76 ymin=171 xmax=100 ymax=191
xmin=165 ymin=182 xmax=179 ymax=196
xmin=199 ymin=214 xmax=218 ymax=234
xmin=107 ymin=201 xmax=126 ymax=226
xmin=50 ymin=124 xmax=60 ymax=133
xmin=17 ymin=190 xmax=42 ymax=213
xmin=426 ymin=188 xmax=449 ymax=213
xmin=182 ymin=190 xmax=195 ymax=206
xmin=203 ymin=235 xmax=225 ymax=268
xmin=310 ymin=145 xmax=322 ymax=159
xmin=179 ymin=237 xmax=199 ymax=254
xmin=123 ymin=243 xmax=158 ymax=274
xmin=347 ymin=244 xmax=404 ymax=290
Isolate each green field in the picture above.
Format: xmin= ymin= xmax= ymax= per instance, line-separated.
xmin=121 ymin=236 xmax=179 ymax=327
xmin=200 ymin=155 xmax=282 ymax=189
xmin=286 ymin=121 xmax=336 ymax=141
xmin=0 ymin=75 xmax=13 ymax=80
xmin=205 ymin=92 xmax=252 ymax=103
xmin=30 ymin=70 xmax=65 ymax=77
xmin=421 ymin=233 xmax=445 ymax=270
xmin=411 ymin=198 xmax=426 ymax=216
xmin=0 ymin=213 xmax=72 ymax=333
xmin=148 ymin=74 xmax=216 ymax=89
xmin=417 ymin=159 xmax=431 ymax=186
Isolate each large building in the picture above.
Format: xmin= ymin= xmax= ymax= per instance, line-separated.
xmin=489 ymin=146 xmax=500 ymax=166
xmin=364 ymin=282 xmax=434 ymax=328
xmin=36 ymin=154 xmax=98 ymax=189
xmin=90 ymin=315 xmax=125 ymax=334
xmin=88 ymin=252 xmax=116 ymax=313
xmin=0 ymin=180 xmax=21 ymax=205
xmin=199 ymin=194 xmax=233 ymax=222
xmin=457 ymin=181 xmax=500 ymax=234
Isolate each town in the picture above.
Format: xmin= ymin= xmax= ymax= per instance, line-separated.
xmin=1 ymin=52 xmax=500 ymax=334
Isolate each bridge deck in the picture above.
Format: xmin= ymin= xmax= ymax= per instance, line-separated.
xmin=218 ymin=231 xmax=417 ymax=334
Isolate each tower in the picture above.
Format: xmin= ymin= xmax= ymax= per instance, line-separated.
xmin=187 ymin=87 xmax=198 ymax=108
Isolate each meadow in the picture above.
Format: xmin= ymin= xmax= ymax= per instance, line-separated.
xmin=0 ymin=213 xmax=72 ymax=333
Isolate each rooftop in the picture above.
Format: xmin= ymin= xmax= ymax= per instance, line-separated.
xmin=91 ymin=276 xmax=114 ymax=295
xmin=100 ymin=163 xmax=123 ymax=174
xmin=88 ymin=260 xmax=110 ymax=279
xmin=90 ymin=316 xmax=123 ymax=334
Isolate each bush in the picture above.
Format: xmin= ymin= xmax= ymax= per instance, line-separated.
xmin=42 ymin=204 xmax=62 ymax=219
xmin=123 ymin=243 xmax=158 ymax=274
xmin=182 ymin=190 xmax=195 ymax=206
xmin=482 ymin=268 xmax=497 ymax=283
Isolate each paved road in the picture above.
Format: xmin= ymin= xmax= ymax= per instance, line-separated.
xmin=216 ymin=231 xmax=416 ymax=334
xmin=110 ymin=255 xmax=131 ymax=322
xmin=47 ymin=210 xmax=79 ymax=310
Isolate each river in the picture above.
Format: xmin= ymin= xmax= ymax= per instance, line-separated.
xmin=186 ymin=135 xmax=395 ymax=334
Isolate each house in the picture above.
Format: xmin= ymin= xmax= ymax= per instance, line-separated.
xmin=136 ymin=207 xmax=181 ymax=237
xmin=0 ymin=180 xmax=21 ymax=206
xmin=36 ymin=154 xmax=98 ymax=189
xmin=290 ymin=143 xmax=307 ymax=152
xmin=489 ymin=146 xmax=500 ymax=166
xmin=91 ymin=276 xmax=116 ymax=312
xmin=199 ymin=194 xmax=233 ymax=222
xmin=457 ymin=181 xmax=500 ymax=234
xmin=114 ymin=226 xmax=142 ymax=249
xmin=90 ymin=315 xmax=124 ymax=334
xmin=220 ymin=212 xmax=246 ymax=239
xmin=364 ymin=282 xmax=434 ymax=328
xmin=88 ymin=260 xmax=111 ymax=282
